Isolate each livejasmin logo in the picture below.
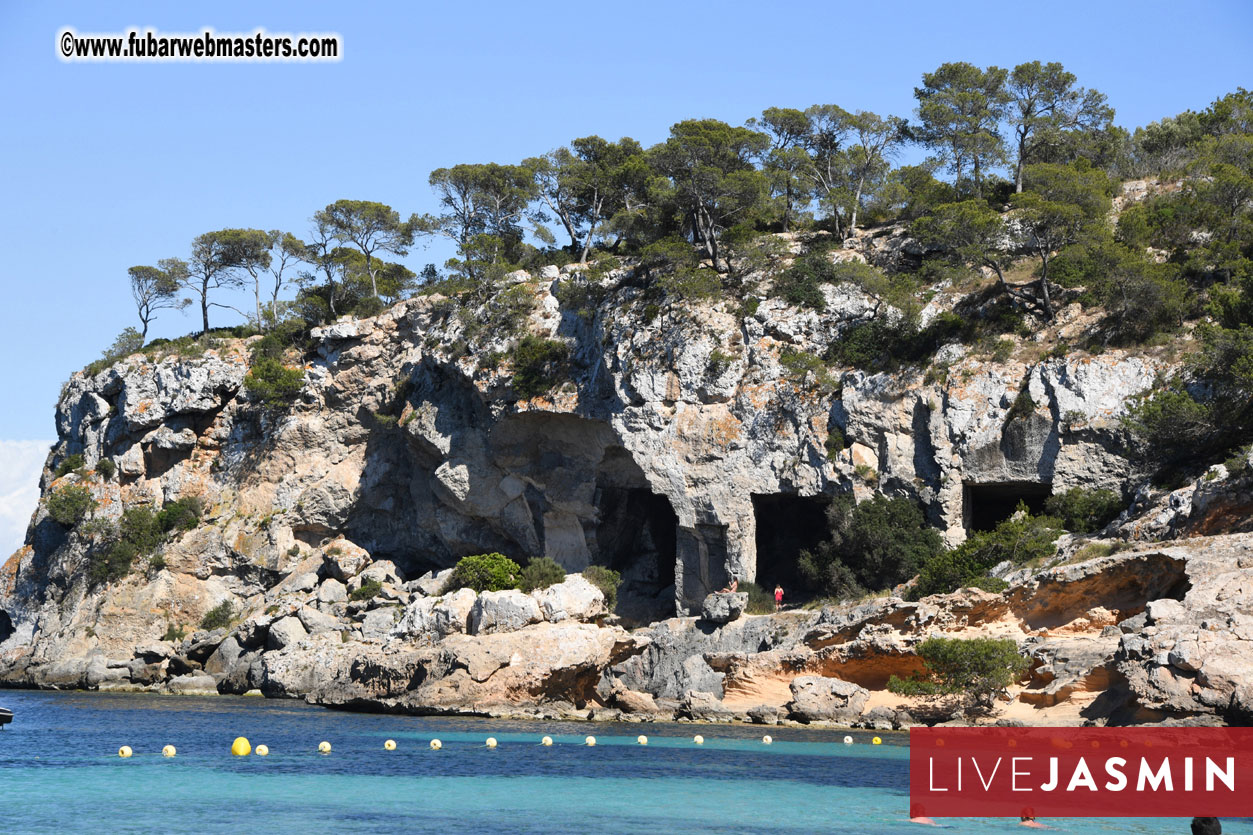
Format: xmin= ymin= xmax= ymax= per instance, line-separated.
xmin=928 ymin=749 xmax=1234 ymax=792
xmin=909 ymin=728 xmax=1253 ymax=818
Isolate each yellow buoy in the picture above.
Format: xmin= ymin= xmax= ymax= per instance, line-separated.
xmin=485 ymin=737 xmax=497 ymax=749
xmin=231 ymin=737 xmax=251 ymax=757
xmin=585 ymin=736 xmax=596 ymax=746
xmin=843 ymin=735 xmax=853 ymax=745
xmin=318 ymin=741 xmax=331 ymax=754
xmin=162 ymin=745 xmax=176 ymax=758
xmin=429 ymin=739 xmax=442 ymax=750
xmin=118 ymin=746 xmax=133 ymax=758
xmin=255 ymin=745 xmax=269 ymax=756
xmin=693 ymin=735 xmax=704 ymax=745
xmin=637 ymin=735 xmax=648 ymax=746
xmin=541 ymin=735 xmax=553 ymax=746
xmin=872 ymin=736 xmax=882 ymax=745
xmin=762 ymin=735 xmax=773 ymax=745
xmin=384 ymin=739 xmax=397 ymax=751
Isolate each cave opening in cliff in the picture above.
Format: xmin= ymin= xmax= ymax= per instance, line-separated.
xmin=963 ymin=481 xmax=1053 ymax=532
xmin=751 ymin=493 xmax=832 ymax=598
xmin=0 ymin=609 xmax=11 ymax=644
xmin=593 ymin=452 xmax=678 ymax=624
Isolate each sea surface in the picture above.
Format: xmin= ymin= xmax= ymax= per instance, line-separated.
xmin=0 ymin=690 xmax=1244 ymax=834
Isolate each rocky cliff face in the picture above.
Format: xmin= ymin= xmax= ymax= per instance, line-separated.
xmin=3 ymin=228 xmax=1248 ymax=727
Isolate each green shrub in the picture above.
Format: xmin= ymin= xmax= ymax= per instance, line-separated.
xmin=96 ymin=458 xmax=116 ymax=479
xmin=350 ymin=578 xmax=383 ymax=601
xmin=510 ymin=336 xmax=569 ymax=400
xmin=47 ymin=485 xmax=95 ymax=527
xmin=446 ymin=553 xmax=522 ymax=593
xmin=519 ymin=556 xmax=567 ymax=593
xmin=200 ymin=601 xmax=234 ymax=630
xmin=1225 ymin=445 xmax=1252 ymax=478
xmin=706 ymin=349 xmax=734 ymax=378
xmin=1006 ymin=388 xmax=1037 ymax=422
xmin=118 ymin=507 xmax=163 ymax=554
xmin=779 ymin=347 xmax=839 ymax=391
xmin=245 ymin=356 xmax=305 ymax=408
xmin=156 ymin=496 xmax=203 ymax=533
xmin=825 ymin=427 xmax=845 ymax=456
xmin=83 ymin=501 xmax=199 ymax=587
xmin=798 ymin=495 xmax=943 ymax=599
xmin=658 ymin=266 xmax=721 ymax=301
xmin=741 ymin=581 xmax=776 ymax=614
xmin=773 ymin=254 xmax=831 ymax=310
xmin=54 ymin=454 xmax=86 ymax=478
xmin=84 ymin=327 xmax=145 ymax=376
xmin=583 ymin=565 xmax=621 ymax=611
xmin=352 ymin=295 xmax=386 ymax=318
xmin=910 ymin=505 xmax=1062 ymax=599
xmin=990 ymin=338 xmax=1015 ymax=363
xmin=887 ymin=637 xmax=1030 ymax=710
xmin=162 ymin=623 xmax=186 ymax=643
xmin=1044 ymin=487 xmax=1125 ymax=533
xmin=638 ymin=236 xmax=718 ymax=302
xmin=89 ymin=540 xmax=137 ymax=586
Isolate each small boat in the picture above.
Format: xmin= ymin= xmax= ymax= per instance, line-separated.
xmin=0 ymin=707 xmax=12 ymax=728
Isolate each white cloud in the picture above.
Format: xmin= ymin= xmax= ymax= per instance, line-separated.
xmin=0 ymin=440 xmax=53 ymax=559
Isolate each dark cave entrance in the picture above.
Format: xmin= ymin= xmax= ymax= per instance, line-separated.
xmin=963 ymin=481 xmax=1052 ymax=532
xmin=0 ymin=609 xmax=12 ymax=644
xmin=593 ymin=450 xmax=679 ymax=624
xmin=752 ymin=493 xmax=832 ymax=598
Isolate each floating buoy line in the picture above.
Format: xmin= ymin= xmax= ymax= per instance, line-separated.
xmin=112 ymin=731 xmax=885 ymax=757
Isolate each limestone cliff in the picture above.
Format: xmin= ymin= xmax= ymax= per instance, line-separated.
xmin=3 ymin=221 xmax=1250 ymax=727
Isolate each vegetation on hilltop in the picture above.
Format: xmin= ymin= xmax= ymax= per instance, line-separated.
xmin=72 ymin=67 xmax=1252 ymax=593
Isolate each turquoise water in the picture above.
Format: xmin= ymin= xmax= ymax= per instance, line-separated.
xmin=0 ymin=691 xmax=1245 ymax=834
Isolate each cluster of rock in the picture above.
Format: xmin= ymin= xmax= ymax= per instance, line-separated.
xmin=4 ymin=209 xmax=1253 ymax=727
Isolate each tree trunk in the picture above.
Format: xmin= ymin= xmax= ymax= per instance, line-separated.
xmin=1038 ymin=251 xmax=1054 ymax=321
xmin=254 ymin=277 xmax=263 ymax=332
xmin=578 ymin=193 xmax=604 ymax=263
xmin=850 ymin=172 xmax=866 ymax=235
xmin=201 ymin=285 xmax=210 ymax=335
xmin=366 ymin=252 xmax=379 ymax=298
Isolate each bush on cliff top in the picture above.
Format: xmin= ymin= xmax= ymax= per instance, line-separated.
xmin=245 ymin=356 xmax=305 ymax=408
xmin=1044 ymin=487 xmax=1125 ymax=534
xmin=888 ymin=636 xmax=1030 ymax=710
xmin=582 ymin=565 xmax=621 ymax=611
xmin=909 ymin=505 xmax=1062 ymax=600
xmin=445 ymin=553 xmax=522 ymax=593
xmin=519 ymin=556 xmax=566 ymax=593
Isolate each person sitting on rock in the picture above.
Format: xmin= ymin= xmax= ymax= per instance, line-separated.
xmin=718 ymin=578 xmax=739 ymax=594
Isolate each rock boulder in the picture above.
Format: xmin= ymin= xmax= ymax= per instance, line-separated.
xmin=786 ymin=675 xmax=870 ymax=724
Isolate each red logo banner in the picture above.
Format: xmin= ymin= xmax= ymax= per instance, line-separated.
xmin=910 ymin=727 xmax=1253 ymax=818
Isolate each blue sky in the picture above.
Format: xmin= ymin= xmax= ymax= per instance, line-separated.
xmin=0 ymin=0 xmax=1250 ymax=553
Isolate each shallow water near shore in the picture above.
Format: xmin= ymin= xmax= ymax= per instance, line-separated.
xmin=0 ymin=691 xmax=1246 ymax=834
